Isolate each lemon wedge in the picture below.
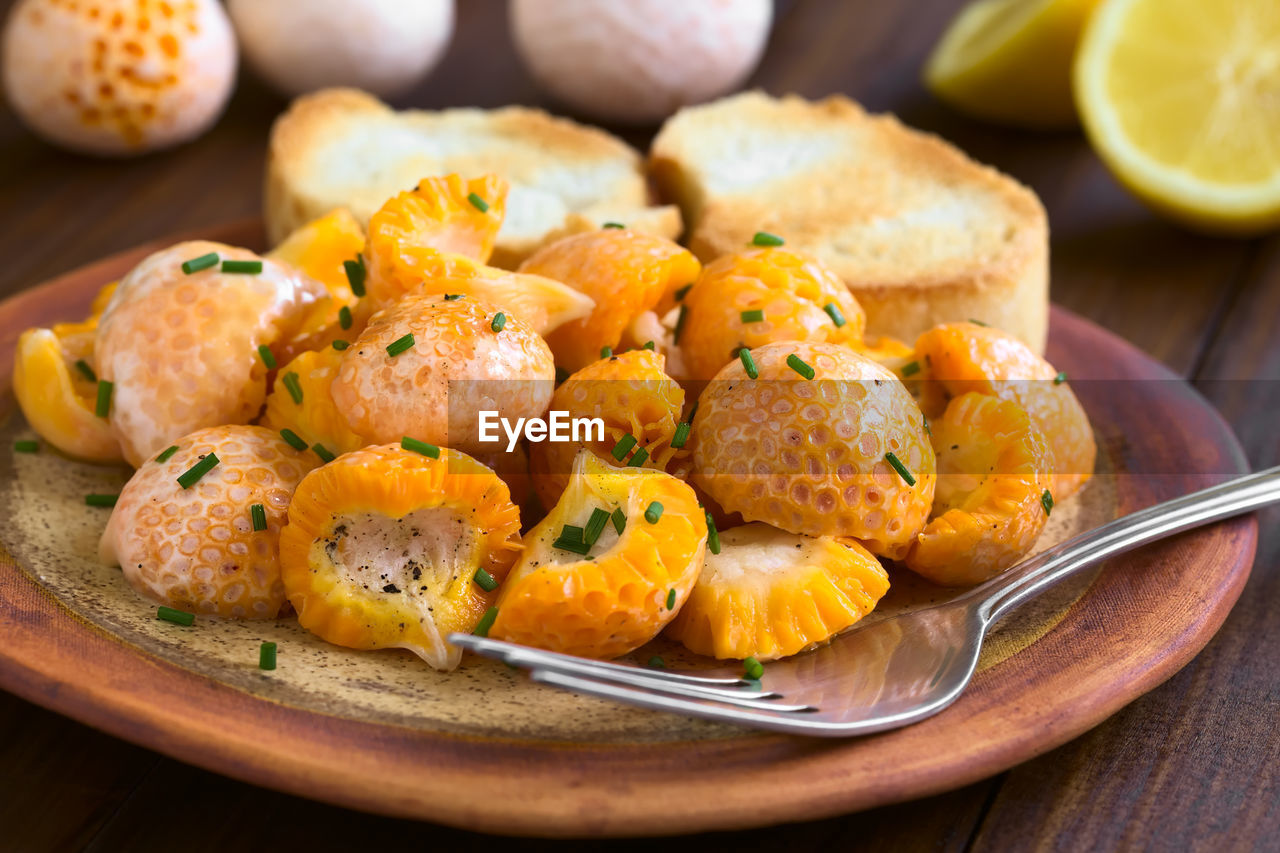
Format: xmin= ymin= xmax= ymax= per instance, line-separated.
xmin=925 ymin=0 xmax=1101 ymax=128
xmin=1075 ymin=0 xmax=1280 ymax=234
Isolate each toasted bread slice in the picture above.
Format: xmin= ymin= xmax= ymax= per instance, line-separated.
xmin=266 ymin=88 xmax=680 ymax=268
xmin=649 ymin=92 xmax=1049 ymax=352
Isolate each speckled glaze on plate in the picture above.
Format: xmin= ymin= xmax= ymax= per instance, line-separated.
xmin=0 ymin=221 xmax=1257 ymax=837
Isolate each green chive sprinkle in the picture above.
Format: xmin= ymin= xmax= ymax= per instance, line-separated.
xmin=744 ymin=656 xmax=764 ymax=680
xmin=332 ymin=339 xmax=349 ymax=351
xmin=968 ymin=318 xmax=989 ymax=327
xmin=555 ymin=366 xmax=570 ymax=384
xmin=674 ymin=284 xmax=693 ymax=302
xmin=401 ymin=436 xmax=440 ymax=459
xmin=156 ymin=445 xmax=179 ymax=463
xmin=611 ymin=433 xmax=637 ymax=461
xmin=282 ymin=372 xmax=303 ymax=404
xmin=923 ymin=416 xmax=931 ymax=437
xmin=491 ymin=313 xmax=506 ymax=333
xmin=221 ymin=259 xmax=263 ymax=275
xmin=1054 ymin=371 xmax=1068 ymax=385
xmin=645 ymin=502 xmax=664 ymax=524
xmin=344 ymin=256 xmax=366 ymax=297
xmin=467 ymin=192 xmax=490 ymax=212
xmin=687 ymin=400 xmax=699 ymax=422
xmin=902 ymin=360 xmax=921 ymax=377
xmin=13 ymin=440 xmax=38 ymax=453
xmin=1041 ymin=490 xmax=1054 ymax=516
xmin=311 ymin=443 xmax=335 ymax=463
xmin=740 ymin=309 xmax=764 ymax=324
xmin=627 ymin=446 xmax=649 ymax=468
xmin=256 ymin=344 xmax=276 ymax=370
xmin=611 ymin=508 xmax=626 ymax=535
xmin=824 ymin=302 xmax=846 ymax=327
xmin=671 ymin=421 xmax=691 ymax=449
xmin=752 ymin=231 xmax=784 ymax=247
xmin=706 ymin=511 xmax=720 ymax=555
xmin=279 ymin=429 xmax=308 ymax=451
xmin=600 ymin=346 xmax=613 ymax=360
xmin=739 ymin=348 xmax=758 ymax=379
xmin=385 ymin=333 xmax=415 ymax=357
xmin=643 ymin=340 xmax=656 ymax=350
xmin=181 ymin=252 xmax=218 ymax=274
xmin=473 ymin=606 xmax=499 ymax=637
xmin=95 ymin=380 xmax=112 ymax=418
xmin=250 ymin=503 xmax=267 ymax=531
xmin=786 ymin=353 xmax=815 ymax=380
xmin=74 ymin=359 xmax=97 ymax=382
xmin=884 ymin=451 xmax=915 ymax=486
xmin=259 ymin=642 xmax=277 ymax=670
xmin=648 ymin=656 xmax=665 ymax=669
xmin=177 ymin=453 xmax=219 ymax=489
xmin=602 ymin=221 xmax=625 ymax=229
xmin=673 ymin=304 xmax=688 ymax=345
xmin=338 ymin=305 xmax=353 ymax=330
xmin=157 ymin=605 xmax=194 ymax=626
xmin=473 ymin=568 xmax=499 ymax=592
xmin=444 ymin=293 xmax=463 ymax=301
xmin=552 ymin=525 xmax=591 ymax=555
xmin=666 ymin=588 xmax=676 ymax=610
xmin=85 ymin=493 xmax=118 ymax=507
xmin=584 ymin=508 xmax=611 ymax=547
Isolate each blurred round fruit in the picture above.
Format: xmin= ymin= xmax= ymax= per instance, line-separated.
xmin=1 ymin=0 xmax=236 ymax=155
xmin=925 ymin=0 xmax=1101 ymax=129
xmin=691 ymin=342 xmax=935 ymax=559
xmin=227 ymin=0 xmax=454 ymax=98
xmin=509 ymin=0 xmax=772 ymax=124
xmin=100 ymin=425 xmax=317 ymax=618
xmin=1075 ymin=0 xmax=1280 ymax=233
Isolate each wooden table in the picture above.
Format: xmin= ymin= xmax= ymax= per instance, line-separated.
xmin=1 ymin=1 xmax=1276 ymax=848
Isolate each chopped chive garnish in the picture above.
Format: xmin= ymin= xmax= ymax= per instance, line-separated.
xmin=786 ymin=353 xmax=815 ymax=380
xmin=85 ymin=493 xmax=118 ymax=507
xmin=627 ymin=445 xmax=649 ymax=467
xmin=648 ymin=656 xmax=665 ymax=668
xmin=902 ymin=360 xmax=921 ymax=377
xmin=332 ymin=339 xmax=349 ymax=351
xmin=740 ymin=309 xmax=764 ymax=324
xmin=1041 ymin=489 xmax=1054 ymax=515
xmin=555 ymin=366 xmax=569 ymax=384
xmin=338 ymin=305 xmax=353 ymax=329
xmin=256 ymin=344 xmax=276 ymax=370
xmin=250 ymin=503 xmax=267 ymax=531
xmin=281 ymin=371 xmax=303 ymax=404
xmin=739 ymin=348 xmax=758 ymax=379
xmin=645 ymin=502 xmax=664 ymax=524
xmin=884 ymin=451 xmax=915 ymax=486
xmin=344 ymin=256 xmax=366 ymax=297
xmin=671 ymin=421 xmax=691 ymax=449
xmin=74 ymin=359 xmax=97 ymax=382
xmin=611 ymin=433 xmax=637 ymax=461
xmin=221 ymin=259 xmax=263 ymax=274
xmin=600 ymin=346 xmax=613 ymax=360
xmin=584 ymin=508 xmax=611 ymax=546
xmin=491 ymin=313 xmax=507 ymax=333
xmin=444 ymin=293 xmax=463 ymax=301
xmin=156 ymin=445 xmax=179 ymax=463
xmin=922 ymin=416 xmax=931 ymax=437
xmin=968 ymin=318 xmax=988 ymax=327
xmin=311 ymin=443 xmax=335 ymax=463
xmin=177 ymin=453 xmax=219 ymax=489
xmin=706 ymin=511 xmax=720 ymax=554
xmin=259 ymin=642 xmax=277 ymax=670
xmin=552 ymin=524 xmax=591 ymax=555
xmin=1054 ymin=371 xmax=1068 ymax=385
xmin=744 ymin=656 xmax=764 ymax=679
xmin=602 ymin=221 xmax=625 ymax=229
xmin=181 ymin=252 xmax=218 ymax=274
xmin=401 ymin=436 xmax=440 ymax=458
xmin=643 ymin=340 xmax=656 ymax=350
xmin=752 ymin=231 xmax=784 ymax=247
xmin=666 ymin=588 xmax=676 ymax=610
xmin=473 ymin=568 xmax=499 ymax=592
xmin=823 ymin=302 xmax=846 ymax=327
xmin=467 ymin=192 xmax=490 ymax=212
xmin=279 ymin=429 xmax=308 ymax=451
xmin=157 ymin=605 xmax=194 ymax=626
xmin=95 ymin=380 xmax=112 ymax=418
xmin=674 ymin=284 xmax=693 ymax=302
xmin=473 ymin=606 xmax=499 ymax=637
xmin=13 ymin=440 xmax=38 ymax=453
xmin=673 ymin=304 xmax=688 ymax=344
xmin=385 ymin=333 xmax=415 ymax=357
xmin=687 ymin=400 xmax=699 ymax=422
xmin=611 ymin=508 xmax=626 ymax=534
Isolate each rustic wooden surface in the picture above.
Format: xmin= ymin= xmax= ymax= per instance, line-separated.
xmin=0 ymin=0 xmax=1275 ymax=849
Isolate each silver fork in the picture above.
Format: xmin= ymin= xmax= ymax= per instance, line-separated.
xmin=450 ymin=466 xmax=1280 ymax=737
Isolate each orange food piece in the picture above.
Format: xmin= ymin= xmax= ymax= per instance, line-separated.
xmin=99 ymin=425 xmax=317 ymax=618
xmin=280 ymin=444 xmax=522 ymax=670
xmin=665 ymin=523 xmax=889 ymax=661
xmin=267 ymin=208 xmax=365 ymax=304
xmin=519 ymin=229 xmax=701 ymax=371
xmin=914 ymin=321 xmax=1095 ymax=500
xmin=677 ymin=247 xmax=867 ymax=380
xmin=906 ymin=393 xmax=1053 ymax=586
xmin=691 ymin=342 xmax=935 ymax=559
xmin=259 ymin=346 xmax=366 ymax=456
xmin=491 ymin=450 xmax=706 ymax=659
xmin=529 ymin=349 xmax=686 ymax=509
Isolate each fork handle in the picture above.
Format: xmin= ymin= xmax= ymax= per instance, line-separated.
xmin=975 ymin=466 xmax=1280 ymax=625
